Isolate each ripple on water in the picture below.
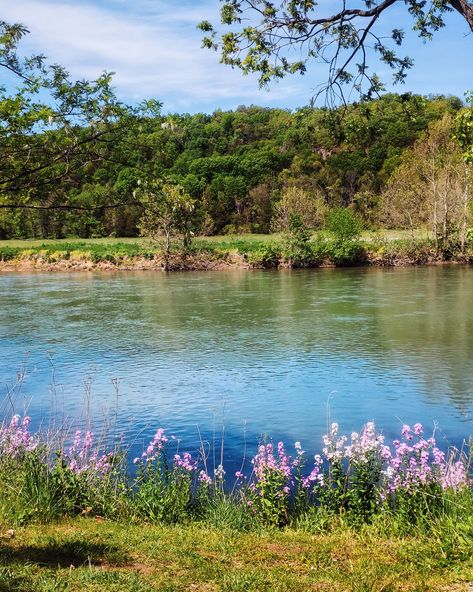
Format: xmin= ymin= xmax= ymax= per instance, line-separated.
xmin=0 ymin=267 xmax=472 ymax=471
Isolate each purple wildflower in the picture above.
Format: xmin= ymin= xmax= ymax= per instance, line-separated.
xmin=65 ymin=430 xmax=110 ymax=476
xmin=0 ymin=415 xmax=37 ymax=458
xmin=198 ymin=471 xmax=212 ymax=485
xmin=173 ymin=452 xmax=197 ymax=472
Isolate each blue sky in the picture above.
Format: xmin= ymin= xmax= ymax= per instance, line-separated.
xmin=2 ymin=0 xmax=472 ymax=113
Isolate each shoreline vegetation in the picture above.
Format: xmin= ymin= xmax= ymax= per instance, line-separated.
xmin=1 ymin=231 xmax=473 ymax=272
xmin=0 ymin=415 xmax=472 ymax=590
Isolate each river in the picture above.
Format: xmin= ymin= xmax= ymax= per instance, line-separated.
xmin=1 ymin=266 xmax=472 ymax=471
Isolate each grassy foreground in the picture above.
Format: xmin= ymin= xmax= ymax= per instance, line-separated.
xmin=1 ymin=516 xmax=472 ymax=592
xmin=1 ymin=413 xmax=472 ymax=590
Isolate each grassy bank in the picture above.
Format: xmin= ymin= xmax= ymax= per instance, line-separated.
xmin=0 ymin=230 xmax=471 ymax=271
xmin=1 ymin=516 xmax=472 ymax=591
xmin=1 ymin=415 xmax=472 ymax=591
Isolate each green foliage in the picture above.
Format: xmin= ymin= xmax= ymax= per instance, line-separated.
xmin=271 ymin=186 xmax=327 ymax=232
xmin=283 ymin=215 xmax=321 ymax=268
xmin=0 ymin=246 xmax=21 ymax=260
xmin=133 ymin=466 xmax=194 ymax=524
xmin=324 ymin=240 xmax=366 ymax=266
xmin=137 ymin=180 xmax=196 ymax=264
xmin=326 ymin=208 xmax=362 ymax=243
xmin=0 ymin=20 xmax=158 ymax=203
xmin=323 ymin=208 xmax=365 ymax=265
xmin=0 ymin=57 xmax=465 ymax=242
xmin=201 ymin=1 xmax=472 ymax=102
xmin=245 ymin=243 xmax=280 ymax=268
xmin=0 ymin=22 xmax=469 ymax=243
xmin=198 ymin=493 xmax=256 ymax=531
xmin=455 ymin=91 xmax=473 ymax=163
xmin=4 ymin=231 xmax=473 ymax=269
xmin=0 ymin=449 xmax=119 ymax=524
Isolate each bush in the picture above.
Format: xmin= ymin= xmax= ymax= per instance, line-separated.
xmin=283 ymin=214 xmax=322 ymax=268
xmin=326 ymin=208 xmax=362 ymax=243
xmin=325 ymin=240 xmax=366 ymax=266
xmin=0 ymin=247 xmax=21 ymax=261
xmin=246 ymin=243 xmax=280 ymax=268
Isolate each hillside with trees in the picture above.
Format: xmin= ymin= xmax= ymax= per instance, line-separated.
xmin=1 ymin=91 xmax=470 ymax=243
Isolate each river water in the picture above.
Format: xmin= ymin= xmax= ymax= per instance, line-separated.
xmin=1 ymin=267 xmax=472 ymax=471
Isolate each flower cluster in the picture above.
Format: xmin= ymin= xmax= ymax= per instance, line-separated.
xmin=252 ymin=442 xmax=295 ymax=489
xmin=0 ymin=415 xmax=37 ymax=458
xmin=1 ymin=414 xmax=469 ymax=519
xmin=320 ymin=421 xmax=469 ymax=492
xmin=135 ymin=428 xmax=200 ymax=478
xmin=137 ymin=428 xmax=169 ymax=463
xmin=198 ymin=470 xmax=212 ymax=485
xmin=344 ymin=422 xmax=391 ymax=464
xmin=383 ymin=423 xmax=468 ymax=494
xmin=65 ymin=430 xmax=111 ymax=476
xmin=301 ymin=455 xmax=324 ymax=489
xmin=244 ymin=420 xmax=469 ymax=522
xmin=322 ymin=422 xmax=347 ymax=462
xmin=173 ymin=452 xmax=197 ymax=472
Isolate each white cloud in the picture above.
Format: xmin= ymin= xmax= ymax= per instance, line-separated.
xmin=2 ymin=0 xmax=309 ymax=111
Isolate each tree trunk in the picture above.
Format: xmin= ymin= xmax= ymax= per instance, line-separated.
xmin=461 ymin=167 xmax=470 ymax=254
xmin=442 ymin=182 xmax=448 ymax=249
xmin=163 ymin=230 xmax=171 ymax=271
xmin=431 ymin=156 xmax=439 ymax=253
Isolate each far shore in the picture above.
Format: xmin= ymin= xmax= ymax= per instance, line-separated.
xmin=0 ymin=231 xmax=472 ymax=272
xmin=0 ymin=251 xmax=471 ymax=273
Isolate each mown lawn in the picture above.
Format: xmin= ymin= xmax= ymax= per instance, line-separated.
xmin=0 ymin=229 xmax=429 ymax=250
xmin=0 ymin=517 xmax=471 ymax=591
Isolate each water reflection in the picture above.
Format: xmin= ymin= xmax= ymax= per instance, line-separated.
xmin=0 ymin=267 xmax=472 ymax=468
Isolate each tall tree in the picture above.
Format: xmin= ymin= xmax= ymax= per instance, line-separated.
xmin=381 ymin=114 xmax=471 ymax=250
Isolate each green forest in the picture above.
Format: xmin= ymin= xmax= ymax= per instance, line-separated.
xmin=1 ymin=21 xmax=473 ymax=262
xmin=2 ymin=93 xmax=472 ymax=241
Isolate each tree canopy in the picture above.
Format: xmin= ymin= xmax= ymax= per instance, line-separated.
xmin=199 ymin=0 xmax=473 ymax=103
xmin=0 ymin=20 xmax=161 ymax=204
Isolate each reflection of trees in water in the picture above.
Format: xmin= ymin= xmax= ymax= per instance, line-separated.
xmin=364 ymin=267 xmax=473 ymax=412
xmin=44 ymin=268 xmax=472 ymax=414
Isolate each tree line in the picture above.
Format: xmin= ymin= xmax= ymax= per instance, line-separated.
xmin=2 ymin=92 xmax=471 ymax=241
xmin=1 ymin=22 xmax=472 ymax=249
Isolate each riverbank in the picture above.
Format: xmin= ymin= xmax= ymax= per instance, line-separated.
xmin=1 ymin=517 xmax=472 ymax=591
xmin=0 ymin=232 xmax=472 ymax=271
xmin=1 ymin=415 xmax=471 ymax=592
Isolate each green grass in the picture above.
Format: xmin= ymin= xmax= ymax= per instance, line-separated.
xmin=0 ymin=516 xmax=471 ymax=591
xmin=0 ymin=229 xmax=428 ymax=249
xmin=0 ymin=229 xmax=469 ymax=269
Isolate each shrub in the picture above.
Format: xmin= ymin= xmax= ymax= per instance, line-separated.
xmin=246 ymin=243 xmax=280 ymax=268
xmin=0 ymin=247 xmax=21 ymax=261
xmin=283 ymin=214 xmax=322 ymax=268
xmin=325 ymin=240 xmax=366 ymax=266
xmin=326 ymin=208 xmax=362 ymax=243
